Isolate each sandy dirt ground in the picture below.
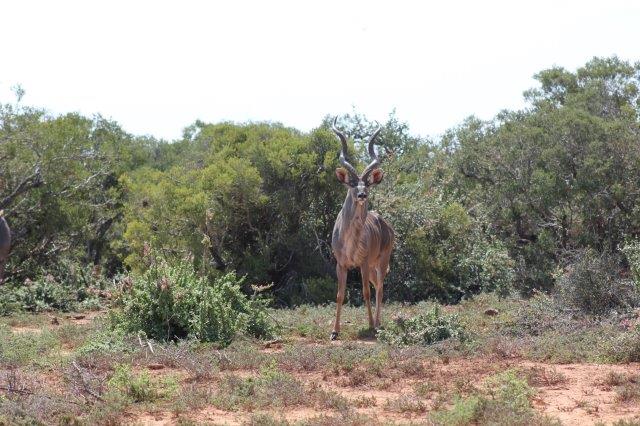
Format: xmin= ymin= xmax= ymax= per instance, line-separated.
xmin=8 ymin=317 xmax=640 ymax=425
xmin=125 ymin=350 xmax=640 ymax=425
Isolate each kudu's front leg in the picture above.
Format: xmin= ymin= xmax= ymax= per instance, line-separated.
xmin=361 ymin=267 xmax=374 ymax=329
xmin=331 ymin=264 xmax=348 ymax=340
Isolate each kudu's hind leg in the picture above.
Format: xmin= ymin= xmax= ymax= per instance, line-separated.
xmin=331 ymin=264 xmax=348 ymax=340
xmin=372 ymin=267 xmax=386 ymax=329
xmin=361 ymin=267 xmax=374 ymax=329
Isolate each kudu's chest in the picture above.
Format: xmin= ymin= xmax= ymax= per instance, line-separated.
xmin=332 ymin=212 xmax=379 ymax=269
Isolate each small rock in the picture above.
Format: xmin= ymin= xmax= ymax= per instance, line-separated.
xmin=484 ymin=308 xmax=499 ymax=316
xmin=147 ymin=363 xmax=164 ymax=370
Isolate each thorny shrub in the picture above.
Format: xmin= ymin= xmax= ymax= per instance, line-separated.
xmin=111 ymin=255 xmax=274 ymax=345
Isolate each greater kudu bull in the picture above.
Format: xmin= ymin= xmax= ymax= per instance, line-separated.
xmin=330 ymin=118 xmax=395 ymax=340
xmin=0 ymin=211 xmax=11 ymax=284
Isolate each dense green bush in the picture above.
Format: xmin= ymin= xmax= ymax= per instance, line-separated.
xmin=449 ymin=57 xmax=640 ymax=294
xmin=555 ymin=249 xmax=640 ymax=316
xmin=0 ymin=278 xmax=78 ymax=313
xmin=376 ymin=175 xmax=515 ymax=303
xmin=609 ymin=325 xmax=640 ymax=362
xmin=507 ymin=291 xmax=572 ymax=337
xmin=120 ymin=121 xmax=343 ymax=291
xmin=285 ymin=276 xmax=336 ymax=306
xmin=622 ymin=240 xmax=640 ymax=285
xmin=0 ymin=261 xmax=106 ymax=315
xmin=459 ymin=238 xmax=515 ymax=297
xmin=112 ymin=256 xmax=274 ymax=345
xmin=0 ymin=100 xmax=151 ymax=283
xmin=377 ymin=304 xmax=465 ymax=346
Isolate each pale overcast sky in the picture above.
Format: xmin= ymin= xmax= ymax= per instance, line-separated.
xmin=1 ymin=1 xmax=639 ymax=141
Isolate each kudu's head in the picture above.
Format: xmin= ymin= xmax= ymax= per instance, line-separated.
xmin=332 ymin=117 xmax=384 ymax=205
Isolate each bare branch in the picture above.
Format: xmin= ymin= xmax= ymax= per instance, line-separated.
xmin=59 ymin=170 xmax=107 ymax=196
xmin=0 ymin=166 xmax=43 ymax=209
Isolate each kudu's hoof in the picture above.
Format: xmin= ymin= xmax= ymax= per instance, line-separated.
xmin=330 ymin=331 xmax=339 ymax=341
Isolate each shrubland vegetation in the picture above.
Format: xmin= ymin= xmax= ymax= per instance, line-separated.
xmin=0 ymin=56 xmax=639 ymax=340
xmin=2 ymin=56 xmax=640 ymax=423
xmin=1 ymin=56 xmax=638 ymax=307
xmin=112 ymin=252 xmax=273 ymax=344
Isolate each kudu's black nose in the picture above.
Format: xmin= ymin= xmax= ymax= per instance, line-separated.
xmin=357 ymin=193 xmax=367 ymax=199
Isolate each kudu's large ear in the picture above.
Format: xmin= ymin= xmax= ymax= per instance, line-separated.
xmin=335 ymin=168 xmax=350 ymax=184
xmin=368 ymin=169 xmax=384 ymax=185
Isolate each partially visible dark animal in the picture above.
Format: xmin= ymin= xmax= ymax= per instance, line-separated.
xmin=0 ymin=211 xmax=11 ymax=284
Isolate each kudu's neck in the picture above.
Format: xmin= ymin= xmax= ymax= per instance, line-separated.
xmin=338 ymin=190 xmax=368 ymax=236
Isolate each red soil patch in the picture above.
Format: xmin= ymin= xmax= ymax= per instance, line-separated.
xmin=524 ymin=361 xmax=640 ymax=425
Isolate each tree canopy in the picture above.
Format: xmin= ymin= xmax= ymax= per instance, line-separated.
xmin=1 ymin=56 xmax=639 ymax=306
